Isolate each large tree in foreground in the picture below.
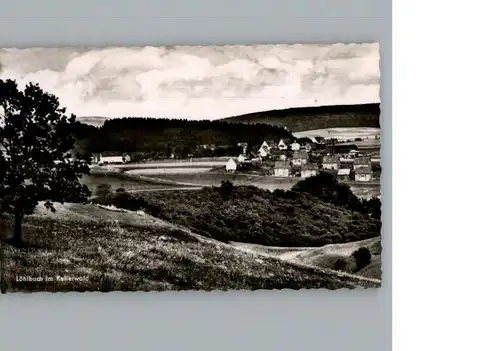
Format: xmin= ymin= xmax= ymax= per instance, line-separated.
xmin=0 ymin=79 xmax=91 ymax=247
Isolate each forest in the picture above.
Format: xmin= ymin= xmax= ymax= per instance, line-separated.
xmin=222 ymin=104 xmax=381 ymax=132
xmin=95 ymin=174 xmax=382 ymax=247
xmin=71 ymin=117 xmax=292 ymax=159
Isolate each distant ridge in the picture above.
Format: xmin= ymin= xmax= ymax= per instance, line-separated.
xmin=77 ymin=116 xmax=110 ymax=127
xmin=222 ymin=103 xmax=380 ymax=132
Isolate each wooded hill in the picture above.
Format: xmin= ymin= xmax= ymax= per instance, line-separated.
xmin=222 ymin=104 xmax=381 ymax=132
xmin=72 ymin=117 xmax=292 ymax=159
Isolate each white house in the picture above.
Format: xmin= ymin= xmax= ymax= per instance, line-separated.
xmin=353 ymin=157 xmax=371 ymax=171
xmin=322 ymin=155 xmax=339 ymax=170
xmin=355 ymin=167 xmax=373 ymax=182
xmin=100 ymin=156 xmax=124 ymax=165
xmin=258 ymin=147 xmax=268 ymax=158
xmin=237 ymin=154 xmax=246 ymax=163
xmin=291 ymin=142 xmax=300 ymax=151
xmin=337 ymin=168 xmax=351 ymax=181
xmin=300 ymin=164 xmax=319 ymax=178
xmin=278 ymin=139 xmax=287 ymax=150
xmin=226 ymin=158 xmax=237 ymax=172
xmin=273 ymin=161 xmax=291 ymax=177
xmin=260 ymin=141 xmax=270 ymax=151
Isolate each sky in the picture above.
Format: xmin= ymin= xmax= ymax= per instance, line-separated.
xmin=0 ymin=43 xmax=380 ymax=120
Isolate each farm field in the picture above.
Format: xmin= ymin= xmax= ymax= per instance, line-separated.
xmin=125 ymin=170 xmax=381 ymax=199
xmin=134 ymin=171 xmax=300 ymax=191
xmin=293 ymin=127 xmax=380 ymax=141
xmin=106 ymin=159 xmax=229 ymax=170
xmin=2 ymin=202 xmax=381 ymax=291
xmin=81 ymin=173 xmax=175 ymax=194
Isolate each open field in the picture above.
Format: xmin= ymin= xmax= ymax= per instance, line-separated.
xmin=105 ymin=159 xmax=229 ymax=170
xmin=126 ymin=171 xmax=381 ymax=199
xmin=2 ymin=203 xmax=380 ymax=291
xmin=135 ymin=171 xmax=300 ymax=191
xmin=126 ymin=168 xmax=213 ymax=175
xmin=293 ymin=127 xmax=380 ymax=141
xmin=81 ymin=173 xmax=179 ymax=194
xmin=231 ymin=237 xmax=382 ymax=280
xmin=83 ymin=165 xmax=381 ymax=200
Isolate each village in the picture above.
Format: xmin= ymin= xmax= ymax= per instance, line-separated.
xmin=90 ymin=135 xmax=380 ymax=184
xmin=225 ymin=137 xmax=380 ymax=182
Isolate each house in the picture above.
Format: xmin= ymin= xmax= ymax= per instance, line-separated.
xmin=101 ymin=156 xmax=124 ymax=165
xmin=322 ymin=155 xmax=339 ymax=170
xmin=303 ymin=143 xmax=313 ymax=152
xmin=226 ymin=158 xmax=237 ymax=172
xmin=278 ymin=139 xmax=287 ymax=150
xmin=355 ymin=167 xmax=373 ymax=182
xmin=93 ymin=153 xmax=124 ymax=165
xmin=337 ymin=168 xmax=351 ymax=181
xmin=273 ymin=161 xmax=291 ymax=177
xmin=258 ymin=147 xmax=268 ymax=158
xmin=353 ymin=156 xmax=371 ymax=170
xmin=237 ymin=154 xmax=246 ymax=163
xmin=100 ymin=156 xmax=124 ymax=165
xmin=291 ymin=150 xmax=308 ymax=166
xmin=260 ymin=141 xmax=276 ymax=152
xmin=267 ymin=141 xmax=278 ymax=150
xmin=291 ymin=142 xmax=301 ymax=151
xmin=311 ymin=136 xmax=326 ymax=144
xmin=300 ymin=164 xmax=319 ymax=178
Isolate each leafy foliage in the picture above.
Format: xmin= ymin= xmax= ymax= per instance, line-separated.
xmin=291 ymin=172 xmax=381 ymax=218
xmin=97 ymin=184 xmax=381 ymax=247
xmin=72 ymin=117 xmax=292 ymax=160
xmin=95 ymin=183 xmax=113 ymax=198
xmin=0 ymin=79 xmax=91 ymax=243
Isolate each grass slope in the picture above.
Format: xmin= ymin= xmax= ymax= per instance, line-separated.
xmin=2 ymin=203 xmax=380 ymax=292
xmin=222 ymin=104 xmax=380 ymax=132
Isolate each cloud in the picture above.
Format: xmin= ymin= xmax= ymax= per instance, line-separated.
xmin=0 ymin=43 xmax=380 ymax=120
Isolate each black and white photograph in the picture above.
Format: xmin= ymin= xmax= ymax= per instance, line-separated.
xmin=0 ymin=43 xmax=382 ymax=292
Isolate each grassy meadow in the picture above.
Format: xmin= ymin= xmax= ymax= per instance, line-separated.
xmin=1 ymin=202 xmax=381 ymax=292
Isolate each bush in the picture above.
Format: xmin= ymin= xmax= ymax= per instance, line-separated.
xmin=352 ymin=247 xmax=372 ymax=270
xmin=333 ymin=257 xmax=348 ymax=271
xmin=95 ymin=185 xmax=381 ymax=247
xmin=116 ymin=188 xmax=127 ymax=193
xmin=95 ymin=183 xmax=112 ymax=198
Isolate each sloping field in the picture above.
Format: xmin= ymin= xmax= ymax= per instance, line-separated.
xmin=231 ymin=237 xmax=382 ymax=280
xmin=2 ymin=203 xmax=380 ymax=292
xmin=293 ymin=127 xmax=380 ymax=141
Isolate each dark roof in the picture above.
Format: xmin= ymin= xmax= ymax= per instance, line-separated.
xmin=355 ymin=167 xmax=372 ymax=174
xmin=335 ymin=144 xmax=359 ymax=152
xmin=274 ymin=161 xmax=290 ymax=169
xmin=354 ymin=156 xmax=371 ymax=165
xmin=302 ymin=163 xmax=319 ymax=171
xmin=293 ymin=150 xmax=308 ymax=159
xmin=322 ymin=155 xmax=339 ymax=163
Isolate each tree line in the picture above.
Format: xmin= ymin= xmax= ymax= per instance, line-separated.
xmin=71 ymin=117 xmax=293 ymax=160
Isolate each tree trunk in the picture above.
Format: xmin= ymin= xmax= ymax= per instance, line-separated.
xmin=7 ymin=211 xmax=25 ymax=247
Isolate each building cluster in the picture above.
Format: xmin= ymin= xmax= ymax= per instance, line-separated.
xmin=91 ymin=153 xmax=131 ymax=166
xmin=225 ymin=137 xmax=376 ymax=182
